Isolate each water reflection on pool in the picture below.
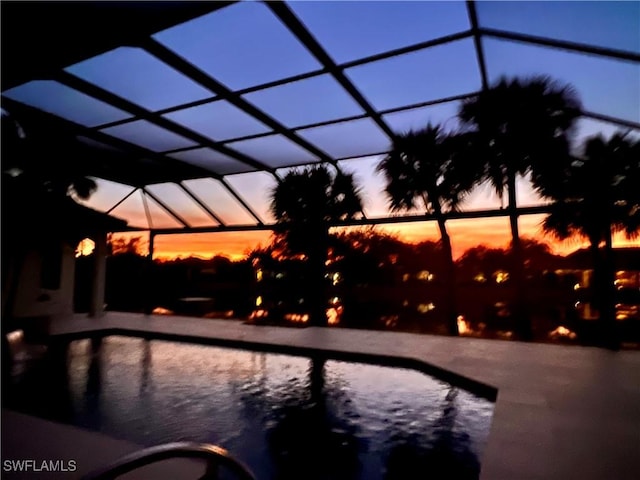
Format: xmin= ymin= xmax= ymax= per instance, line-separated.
xmin=8 ymin=336 xmax=494 ymax=480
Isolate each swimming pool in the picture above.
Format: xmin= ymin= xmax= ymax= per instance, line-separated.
xmin=7 ymin=335 xmax=494 ymax=479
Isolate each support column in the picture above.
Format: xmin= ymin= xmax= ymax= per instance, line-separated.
xmin=89 ymin=233 xmax=108 ymax=318
xmin=144 ymin=232 xmax=155 ymax=315
xmin=148 ymin=232 xmax=155 ymax=262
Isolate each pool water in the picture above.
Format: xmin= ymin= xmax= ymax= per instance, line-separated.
xmin=7 ymin=336 xmax=494 ymax=480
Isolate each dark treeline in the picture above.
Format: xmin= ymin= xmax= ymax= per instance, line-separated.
xmin=74 ymin=230 xmax=640 ymax=346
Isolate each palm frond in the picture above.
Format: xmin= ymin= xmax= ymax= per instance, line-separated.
xmin=542 ymin=133 xmax=640 ymax=244
xmin=270 ymin=164 xmax=364 ymax=255
xmin=377 ymin=125 xmax=483 ymax=215
xmin=459 ymin=75 xmax=582 ymax=200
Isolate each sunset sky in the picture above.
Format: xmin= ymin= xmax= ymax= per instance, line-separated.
xmin=116 ymin=216 xmax=639 ymax=262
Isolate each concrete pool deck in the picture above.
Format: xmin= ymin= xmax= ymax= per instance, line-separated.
xmin=5 ymin=311 xmax=640 ymax=479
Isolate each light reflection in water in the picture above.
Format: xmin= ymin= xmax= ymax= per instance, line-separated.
xmin=7 ymin=336 xmax=494 ymax=480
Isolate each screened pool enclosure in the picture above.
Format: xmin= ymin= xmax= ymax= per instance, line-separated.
xmin=2 ymin=0 xmax=638 ymax=236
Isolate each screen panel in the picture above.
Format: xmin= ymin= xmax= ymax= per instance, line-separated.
xmin=243 ymin=74 xmax=364 ymax=128
xmin=146 ymin=183 xmax=219 ymax=228
xmin=338 ymin=155 xmax=389 ymax=218
xmin=110 ymin=190 xmax=148 ymax=229
xmin=574 ymin=117 xmax=632 ymax=148
xmin=73 ymin=177 xmax=136 ymax=213
xmin=476 ymin=1 xmax=640 ymax=54
xmin=290 ymin=0 xmax=471 ymax=63
xmin=153 ymin=1 xmax=321 ymax=91
xmin=226 ymin=134 xmax=319 ymax=168
xmin=144 ymin=193 xmax=184 ymax=229
xmin=383 ymin=101 xmax=461 ymax=134
xmin=66 ymin=47 xmax=213 ymax=111
xmin=515 ymin=173 xmax=552 ymax=208
xmin=2 ymin=80 xmax=131 ymax=127
xmin=459 ymin=181 xmax=504 ymax=212
xmin=153 ymin=231 xmax=273 ymax=261
xmin=483 ymin=38 xmax=640 ymax=123
xmin=164 ymin=100 xmax=271 ymax=142
xmin=182 ymin=177 xmax=259 ymax=225
xmin=297 ymin=118 xmax=391 ymax=159
xmin=101 ymin=120 xmax=198 ymax=152
xmin=345 ymin=39 xmax=481 ymax=111
xmin=169 ymin=148 xmax=256 ymax=175
xmin=224 ymin=171 xmax=279 ymax=223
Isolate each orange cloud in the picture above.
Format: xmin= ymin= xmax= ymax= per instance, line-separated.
xmin=153 ymin=231 xmax=273 ymax=261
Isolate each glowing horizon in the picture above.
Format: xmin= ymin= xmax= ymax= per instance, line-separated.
xmin=111 ymin=215 xmax=639 ymax=262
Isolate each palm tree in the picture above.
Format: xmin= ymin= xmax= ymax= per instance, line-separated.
xmin=458 ymin=75 xmax=582 ymax=340
xmin=270 ymin=164 xmax=363 ymax=327
xmin=377 ymin=124 xmax=482 ymax=336
xmin=542 ymin=133 xmax=640 ymax=349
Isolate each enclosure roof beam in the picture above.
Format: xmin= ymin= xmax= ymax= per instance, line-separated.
xmin=132 ymin=205 xmax=553 ymax=236
xmin=267 ymin=1 xmax=396 ymax=141
xmin=480 ymin=27 xmax=640 ymax=64
xmin=142 ymin=38 xmax=338 ymax=169
xmin=56 ymin=71 xmax=271 ymax=175
xmin=467 ymin=1 xmax=489 ymax=91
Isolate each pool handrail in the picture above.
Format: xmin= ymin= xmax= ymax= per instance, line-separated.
xmin=80 ymin=441 xmax=257 ymax=480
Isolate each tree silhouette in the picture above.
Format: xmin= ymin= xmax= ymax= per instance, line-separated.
xmin=107 ymin=234 xmax=149 ymax=256
xmin=542 ymin=133 xmax=640 ymax=348
xmin=1 ymin=109 xmax=97 ymax=201
xmin=458 ymin=75 xmax=582 ymax=340
xmin=270 ymin=165 xmax=363 ymax=327
xmin=377 ymin=125 xmax=482 ymax=335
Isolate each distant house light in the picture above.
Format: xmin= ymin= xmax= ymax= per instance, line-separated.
xmin=474 ymin=273 xmax=487 ymax=283
xmin=285 ymin=313 xmax=309 ymax=323
xmin=457 ymin=315 xmax=473 ymax=335
xmin=250 ymin=309 xmax=269 ymax=320
xmin=152 ymin=307 xmax=174 ymax=315
xmin=326 ymin=307 xmax=341 ymax=325
xmin=494 ymin=271 xmax=509 ymax=284
xmin=416 ymin=270 xmax=433 ymax=281
xmin=76 ymin=238 xmax=96 ymax=257
xmin=549 ymin=325 xmax=577 ymax=340
xmin=417 ymin=302 xmax=435 ymax=313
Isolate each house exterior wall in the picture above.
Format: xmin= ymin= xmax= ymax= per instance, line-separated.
xmin=12 ymin=242 xmax=75 ymax=319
